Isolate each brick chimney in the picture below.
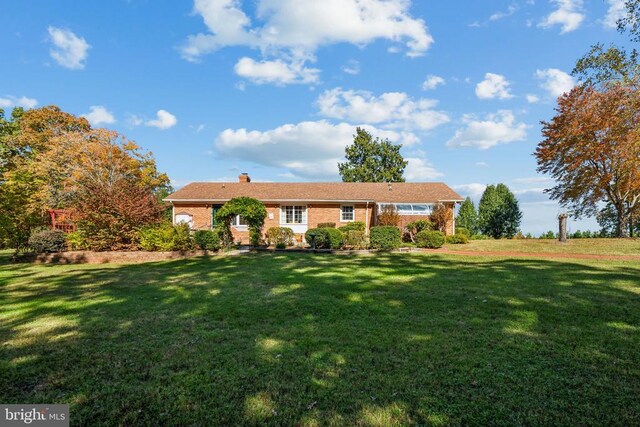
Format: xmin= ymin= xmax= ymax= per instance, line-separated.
xmin=238 ymin=173 xmax=251 ymax=183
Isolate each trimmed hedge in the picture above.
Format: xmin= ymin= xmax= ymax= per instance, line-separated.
xmin=416 ymin=230 xmax=445 ymax=248
xmin=343 ymin=230 xmax=368 ymax=249
xmin=338 ymin=221 xmax=366 ymax=232
xmin=305 ymin=228 xmax=344 ymax=249
xmin=194 ymin=230 xmax=220 ymax=251
xmin=317 ymin=222 xmax=336 ymax=229
xmin=265 ymin=227 xmax=295 ymax=247
xmin=446 ymin=234 xmax=469 ymax=244
xmin=369 ymin=226 xmax=401 ymax=250
xmin=28 ymin=229 xmax=67 ymax=253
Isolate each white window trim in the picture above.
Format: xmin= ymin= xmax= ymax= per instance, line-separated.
xmin=231 ymin=214 xmax=248 ymax=230
xmin=340 ymin=204 xmax=355 ymax=222
xmin=279 ymin=205 xmax=308 ymax=225
xmin=174 ymin=213 xmax=194 ymax=229
xmin=377 ymin=203 xmax=435 ymax=216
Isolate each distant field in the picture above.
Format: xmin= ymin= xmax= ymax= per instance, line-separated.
xmin=444 ymin=238 xmax=640 ymax=255
xmin=1 ymin=250 xmax=639 ymax=425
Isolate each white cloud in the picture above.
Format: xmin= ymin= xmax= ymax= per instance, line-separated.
xmin=475 ymin=73 xmax=514 ymax=100
xmin=215 ymin=120 xmax=419 ymax=178
xmin=452 ymin=183 xmax=487 ymax=199
xmin=234 ymin=57 xmax=320 ymax=85
xmin=0 ymin=95 xmax=38 ymax=109
xmin=539 ymin=0 xmax=585 ymax=34
xmin=182 ymin=0 xmax=433 ymax=61
xmin=145 ymin=110 xmax=177 ymax=130
xmin=604 ymin=0 xmax=625 ymax=29
xmin=535 ymin=68 xmax=575 ymax=98
xmin=446 ymin=110 xmax=528 ymax=150
xmin=422 ymin=75 xmax=445 ymax=90
xmin=47 ymin=26 xmax=90 ymax=70
xmin=342 ymin=60 xmax=360 ymax=75
xmin=526 ymin=94 xmax=540 ymax=103
xmin=81 ymin=106 xmax=115 ymax=126
xmin=405 ymin=157 xmax=443 ymax=180
xmin=316 ymin=88 xmax=449 ymax=131
xmin=181 ymin=0 xmax=432 ymax=85
xmin=490 ymin=4 xmax=518 ymax=21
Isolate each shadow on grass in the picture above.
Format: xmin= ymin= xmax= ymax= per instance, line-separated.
xmin=0 ymin=251 xmax=639 ymax=425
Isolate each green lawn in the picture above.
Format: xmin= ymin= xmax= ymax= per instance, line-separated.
xmin=1 ymin=251 xmax=639 ymax=426
xmin=443 ymin=237 xmax=640 ymax=255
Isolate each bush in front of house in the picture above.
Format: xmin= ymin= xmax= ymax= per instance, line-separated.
xmin=194 ymin=230 xmax=220 ymax=251
xmin=343 ymin=230 xmax=368 ymax=249
xmin=338 ymin=221 xmax=366 ymax=232
xmin=265 ymin=227 xmax=295 ymax=247
xmin=376 ymin=205 xmax=400 ymax=226
xmin=416 ymin=230 xmax=445 ymax=249
xmin=139 ymin=222 xmax=194 ymax=251
xmin=404 ymin=219 xmax=434 ymax=242
xmin=305 ymin=228 xmax=344 ymax=249
xmin=317 ymin=222 xmax=336 ymax=228
xmin=369 ymin=226 xmax=401 ymax=250
xmin=446 ymin=234 xmax=469 ymax=244
xmin=28 ymin=228 xmax=67 ymax=253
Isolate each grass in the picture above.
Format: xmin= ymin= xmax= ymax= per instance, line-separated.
xmin=1 ymin=250 xmax=639 ymax=425
xmin=443 ymin=237 xmax=640 ymax=255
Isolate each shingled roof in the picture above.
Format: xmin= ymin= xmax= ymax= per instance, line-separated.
xmin=165 ymin=180 xmax=463 ymax=204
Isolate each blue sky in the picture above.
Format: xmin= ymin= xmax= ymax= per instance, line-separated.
xmin=0 ymin=0 xmax=631 ymax=234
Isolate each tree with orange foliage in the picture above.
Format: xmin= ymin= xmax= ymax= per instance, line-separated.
xmin=536 ymin=82 xmax=640 ymax=237
xmin=34 ymin=128 xmax=170 ymax=250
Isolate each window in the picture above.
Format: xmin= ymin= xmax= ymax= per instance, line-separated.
xmin=231 ymin=215 xmax=248 ymax=227
xmin=175 ymin=213 xmax=193 ymax=229
xmin=280 ymin=206 xmax=307 ymax=224
xmin=341 ymin=205 xmax=354 ymax=222
xmin=378 ymin=203 xmax=434 ymax=215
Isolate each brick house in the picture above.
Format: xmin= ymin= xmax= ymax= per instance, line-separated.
xmin=164 ymin=173 xmax=464 ymax=243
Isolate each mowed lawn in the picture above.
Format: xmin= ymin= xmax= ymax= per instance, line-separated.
xmin=1 ymin=251 xmax=639 ymax=426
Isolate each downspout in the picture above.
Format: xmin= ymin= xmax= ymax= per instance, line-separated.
xmin=365 ymin=201 xmax=370 ymax=235
xmin=171 ymin=203 xmax=175 ymax=225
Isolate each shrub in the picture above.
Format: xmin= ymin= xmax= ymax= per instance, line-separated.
xmin=265 ymin=227 xmax=295 ymax=247
xmin=377 ymin=205 xmax=399 ymax=226
xmin=194 ymin=230 xmax=220 ymax=251
xmin=405 ymin=219 xmax=434 ymax=242
xmin=28 ymin=229 xmax=67 ymax=253
xmin=431 ymin=203 xmax=450 ymax=233
xmin=275 ymin=242 xmax=287 ymax=250
xmin=338 ymin=221 xmax=366 ymax=232
xmin=305 ymin=228 xmax=344 ymax=249
xmin=369 ymin=226 xmax=401 ymax=250
xmin=139 ymin=222 xmax=194 ymax=251
xmin=455 ymin=227 xmax=470 ymax=238
xmin=416 ymin=230 xmax=445 ymax=248
xmin=215 ymin=197 xmax=267 ymax=246
xmin=343 ymin=230 xmax=368 ymax=249
xmin=446 ymin=234 xmax=469 ymax=244
xmin=66 ymin=231 xmax=88 ymax=251
xmin=317 ymin=222 xmax=336 ymax=228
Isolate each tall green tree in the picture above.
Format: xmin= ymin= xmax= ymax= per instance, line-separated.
xmin=456 ymin=197 xmax=478 ymax=234
xmin=478 ymin=184 xmax=522 ymax=239
xmin=338 ymin=127 xmax=407 ymax=182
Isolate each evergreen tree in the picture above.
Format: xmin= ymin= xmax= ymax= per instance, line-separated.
xmin=456 ymin=197 xmax=478 ymax=234
xmin=478 ymin=184 xmax=522 ymax=238
xmin=338 ymin=127 xmax=407 ymax=182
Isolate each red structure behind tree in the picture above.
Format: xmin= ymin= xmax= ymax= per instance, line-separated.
xmin=48 ymin=209 xmax=76 ymax=233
